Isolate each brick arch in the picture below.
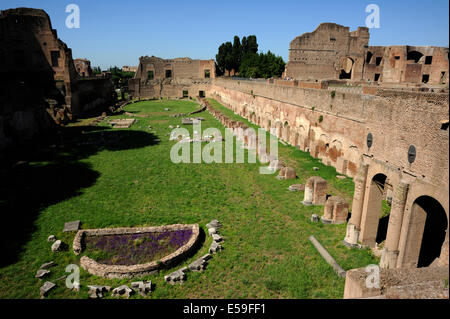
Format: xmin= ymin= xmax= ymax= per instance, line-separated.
xmin=282 ymin=121 xmax=290 ymax=142
xmin=360 ymin=172 xmax=392 ymax=247
xmin=401 ymin=195 xmax=448 ymax=268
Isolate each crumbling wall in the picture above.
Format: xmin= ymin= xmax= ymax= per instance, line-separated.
xmin=286 ymin=23 xmax=369 ymax=81
xmin=129 ymin=56 xmax=214 ymax=99
xmin=74 ymin=58 xmax=93 ymax=77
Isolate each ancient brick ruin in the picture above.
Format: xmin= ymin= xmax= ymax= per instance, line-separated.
xmin=0 ymin=8 xmax=116 ymax=150
xmin=74 ymin=58 xmax=93 ymax=78
xmin=285 ymin=23 xmax=449 ymax=85
xmin=128 ymin=56 xmax=215 ymax=99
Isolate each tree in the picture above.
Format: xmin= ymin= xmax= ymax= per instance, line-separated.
xmin=216 ymin=42 xmax=233 ymax=76
xmin=92 ymin=66 xmax=101 ymax=75
xmin=239 ymin=50 xmax=285 ymax=79
xmin=231 ymin=36 xmax=242 ymax=74
xmin=216 ymin=34 xmax=283 ymax=78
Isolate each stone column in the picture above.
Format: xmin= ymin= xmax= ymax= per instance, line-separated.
xmin=380 ymin=180 xmax=410 ymax=269
xmin=302 ymin=178 xmax=314 ymax=206
xmin=344 ymin=162 xmax=369 ymax=247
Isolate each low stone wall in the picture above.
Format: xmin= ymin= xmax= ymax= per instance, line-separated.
xmin=73 ymin=224 xmax=200 ymax=279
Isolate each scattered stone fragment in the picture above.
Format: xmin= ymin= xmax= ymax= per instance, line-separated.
xmin=164 ymin=269 xmax=186 ymax=285
xmin=176 ymin=125 xmax=180 ymax=128
xmin=201 ymin=253 xmax=212 ymax=261
xmin=164 ymin=108 xmax=170 ymax=111
xmin=63 ymin=220 xmax=81 ymax=232
xmin=169 ymin=125 xmax=174 ymax=129
xmin=313 ymin=167 xmax=319 ymax=171
xmin=311 ymin=214 xmax=319 ymax=223
xmin=209 ymin=241 xmax=222 ymax=254
xmin=188 ymin=258 xmax=208 ymax=272
xmin=40 ymin=281 xmax=56 ymax=298
xmin=206 ymin=219 xmax=222 ymax=229
xmin=208 ymin=227 xmax=217 ymax=236
xmin=111 ymin=285 xmax=133 ymax=299
xmin=87 ymin=285 xmax=111 ymax=299
xmin=40 ymin=261 xmax=55 ymax=269
xmin=131 ymin=281 xmax=152 ymax=297
xmin=47 ymin=235 xmax=56 ymax=242
xmin=336 ymin=175 xmax=346 ymax=180
xmin=179 ymin=266 xmax=188 ymax=273
xmin=35 ymin=269 xmax=50 ymax=279
xmin=51 ymin=240 xmax=64 ymax=252
xmin=212 ymin=234 xmax=223 ymax=242
xmin=288 ymin=184 xmax=305 ymax=192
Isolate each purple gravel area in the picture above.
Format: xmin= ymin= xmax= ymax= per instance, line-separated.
xmin=84 ymin=229 xmax=193 ymax=265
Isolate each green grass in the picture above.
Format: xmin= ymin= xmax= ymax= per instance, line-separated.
xmin=0 ymin=98 xmax=377 ymax=299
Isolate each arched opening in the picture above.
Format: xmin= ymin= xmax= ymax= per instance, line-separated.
xmin=409 ymin=196 xmax=448 ymax=268
xmin=339 ymin=57 xmax=354 ymax=79
xmin=366 ymin=51 xmax=373 ymax=64
xmin=283 ymin=121 xmax=290 ymax=142
xmin=360 ymin=173 xmax=391 ymax=246
xmin=407 ymin=51 xmax=424 ymax=63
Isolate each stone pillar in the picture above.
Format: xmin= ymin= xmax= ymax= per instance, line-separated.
xmin=322 ymin=196 xmax=349 ymax=224
xmin=344 ymin=162 xmax=369 ymax=247
xmin=302 ymin=178 xmax=314 ymax=206
xmin=302 ymin=176 xmax=327 ymax=206
xmin=313 ymin=178 xmax=328 ymax=205
xmin=380 ymin=181 xmax=409 ymax=269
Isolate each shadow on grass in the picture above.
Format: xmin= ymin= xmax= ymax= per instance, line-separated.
xmin=0 ymin=126 xmax=160 ymax=267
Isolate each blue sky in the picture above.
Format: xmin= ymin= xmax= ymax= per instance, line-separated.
xmin=1 ymin=0 xmax=448 ymax=69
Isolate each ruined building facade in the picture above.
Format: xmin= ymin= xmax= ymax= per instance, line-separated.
xmin=128 ymin=56 xmax=215 ymax=99
xmin=0 ymin=8 xmax=116 ymax=149
xmin=74 ymin=58 xmax=93 ymax=77
xmin=285 ymin=23 xmax=449 ymax=85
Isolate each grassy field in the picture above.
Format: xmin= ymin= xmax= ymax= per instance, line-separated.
xmin=0 ymin=98 xmax=378 ymax=299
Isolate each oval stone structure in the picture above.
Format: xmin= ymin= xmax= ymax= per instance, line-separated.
xmin=73 ymin=224 xmax=200 ymax=279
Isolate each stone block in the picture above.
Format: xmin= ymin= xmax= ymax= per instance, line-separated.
xmin=63 ymin=220 xmax=81 ymax=232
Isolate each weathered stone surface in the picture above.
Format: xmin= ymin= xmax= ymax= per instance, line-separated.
xmin=111 ymin=285 xmax=133 ymax=299
xmin=164 ymin=269 xmax=186 ymax=285
xmin=288 ymin=184 xmax=305 ymax=192
xmin=40 ymin=261 xmax=55 ymax=269
xmin=188 ymin=258 xmax=207 ymax=272
xmin=311 ymin=214 xmax=320 ymax=223
xmin=206 ymin=219 xmax=222 ymax=229
xmin=87 ymin=285 xmax=111 ymax=299
xmin=209 ymin=241 xmax=222 ymax=254
xmin=51 ymin=240 xmax=63 ymax=252
xmin=35 ymin=269 xmax=50 ymax=279
xmin=212 ymin=234 xmax=223 ymax=242
xmin=63 ymin=220 xmax=81 ymax=232
xmin=336 ymin=175 xmax=346 ymax=179
xmin=208 ymin=227 xmax=217 ymax=235
xmin=284 ymin=167 xmax=297 ymax=179
xmin=47 ymin=235 xmax=56 ymax=242
xmin=322 ymin=196 xmax=349 ymax=224
xmin=40 ymin=281 xmax=56 ymax=298
xmin=201 ymin=253 xmax=212 ymax=261
xmin=131 ymin=281 xmax=152 ymax=296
